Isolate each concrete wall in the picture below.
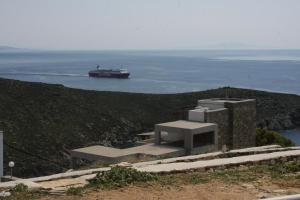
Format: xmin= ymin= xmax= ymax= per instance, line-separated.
xmin=188 ymin=109 xmax=205 ymax=122
xmin=197 ymin=100 xmax=225 ymax=110
xmin=71 ymin=149 xmax=186 ymax=167
xmin=164 ymin=132 xmax=184 ymax=142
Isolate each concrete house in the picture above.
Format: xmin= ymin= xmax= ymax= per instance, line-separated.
xmin=71 ymin=98 xmax=256 ymax=165
xmin=188 ymin=98 xmax=256 ymax=150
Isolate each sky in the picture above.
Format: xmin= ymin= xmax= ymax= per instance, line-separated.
xmin=0 ymin=0 xmax=300 ymax=50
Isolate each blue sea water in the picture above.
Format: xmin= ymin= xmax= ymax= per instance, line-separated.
xmin=280 ymin=129 xmax=300 ymax=146
xmin=0 ymin=49 xmax=300 ymax=94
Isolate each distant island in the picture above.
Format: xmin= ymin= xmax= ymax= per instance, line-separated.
xmin=0 ymin=45 xmax=32 ymax=52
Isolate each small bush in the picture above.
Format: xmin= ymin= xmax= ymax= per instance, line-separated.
xmin=256 ymin=128 xmax=294 ymax=147
xmin=187 ymin=173 xmax=208 ymax=184
xmin=157 ymin=175 xmax=179 ymax=186
xmin=89 ymin=166 xmax=156 ymax=189
xmin=66 ymin=187 xmax=82 ymax=196
xmin=10 ymin=183 xmax=28 ymax=193
xmin=211 ymin=169 xmax=257 ymax=183
xmin=269 ymin=162 xmax=300 ymax=174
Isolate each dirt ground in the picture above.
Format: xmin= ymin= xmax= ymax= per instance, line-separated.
xmin=41 ymin=179 xmax=300 ymax=200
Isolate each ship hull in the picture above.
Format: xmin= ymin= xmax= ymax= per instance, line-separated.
xmin=88 ymin=71 xmax=130 ymax=78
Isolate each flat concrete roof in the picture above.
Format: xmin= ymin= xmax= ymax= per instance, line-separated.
xmin=137 ymin=132 xmax=155 ymax=136
xmin=198 ymin=98 xmax=255 ymax=104
xmin=72 ymin=143 xmax=183 ymax=158
xmin=156 ymin=120 xmax=215 ymax=130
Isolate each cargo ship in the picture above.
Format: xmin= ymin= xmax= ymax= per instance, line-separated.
xmin=88 ymin=65 xmax=130 ymax=78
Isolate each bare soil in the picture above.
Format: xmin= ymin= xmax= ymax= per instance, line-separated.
xmin=41 ymin=179 xmax=300 ymax=200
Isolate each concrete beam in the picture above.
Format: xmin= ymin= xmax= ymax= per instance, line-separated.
xmin=154 ymin=127 xmax=161 ymax=145
xmin=184 ymin=132 xmax=193 ymax=155
xmin=263 ymin=194 xmax=300 ymax=200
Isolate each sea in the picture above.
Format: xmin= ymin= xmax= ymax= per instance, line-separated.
xmin=0 ymin=49 xmax=300 ymax=143
xmin=0 ymin=49 xmax=300 ymax=94
xmin=281 ymin=129 xmax=300 ymax=146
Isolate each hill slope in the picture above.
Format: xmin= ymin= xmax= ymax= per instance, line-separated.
xmin=0 ymin=78 xmax=299 ymax=177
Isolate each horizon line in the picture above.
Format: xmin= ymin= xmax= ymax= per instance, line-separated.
xmin=2 ymin=46 xmax=300 ymax=52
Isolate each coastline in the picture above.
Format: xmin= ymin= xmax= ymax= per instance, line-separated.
xmin=0 ymin=77 xmax=299 ymax=177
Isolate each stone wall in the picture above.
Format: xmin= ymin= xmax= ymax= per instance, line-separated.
xmin=188 ymin=99 xmax=256 ymax=151
xmin=204 ymin=109 xmax=229 ymax=150
xmin=225 ymin=100 xmax=256 ymax=149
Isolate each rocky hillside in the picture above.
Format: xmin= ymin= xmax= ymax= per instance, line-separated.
xmin=0 ymin=78 xmax=299 ymax=177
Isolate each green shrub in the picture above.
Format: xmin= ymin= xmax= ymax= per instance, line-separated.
xmin=157 ymin=175 xmax=179 ymax=186
xmin=10 ymin=183 xmax=28 ymax=193
xmin=269 ymin=162 xmax=300 ymax=174
xmin=89 ymin=166 xmax=157 ymax=189
xmin=256 ymin=128 xmax=294 ymax=147
xmin=187 ymin=173 xmax=208 ymax=184
xmin=66 ymin=187 xmax=82 ymax=195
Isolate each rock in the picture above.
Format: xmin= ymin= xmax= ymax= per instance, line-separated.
xmin=222 ymin=145 xmax=229 ymax=152
xmin=0 ymin=191 xmax=11 ymax=197
xmin=281 ymin=118 xmax=294 ymax=129
xmin=267 ymin=115 xmax=296 ymax=130
xmin=38 ymin=178 xmax=87 ymax=190
xmin=280 ymin=157 xmax=288 ymax=162
xmin=273 ymin=189 xmax=287 ymax=193
xmin=268 ymin=120 xmax=282 ymax=130
xmin=48 ymin=187 xmax=67 ymax=195
xmin=241 ymin=183 xmax=255 ymax=189
xmin=238 ymin=165 xmax=248 ymax=170
xmin=270 ymin=159 xmax=276 ymax=165
xmin=197 ymin=167 xmax=206 ymax=172
xmin=256 ymin=192 xmax=272 ymax=199
xmin=291 ymin=109 xmax=300 ymax=126
xmin=111 ymin=162 xmax=132 ymax=168
xmin=15 ymin=180 xmax=42 ymax=190
xmin=78 ymin=173 xmax=97 ymax=181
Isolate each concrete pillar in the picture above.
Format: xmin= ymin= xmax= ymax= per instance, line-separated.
xmin=0 ymin=131 xmax=3 ymax=180
xmin=154 ymin=127 xmax=161 ymax=145
xmin=184 ymin=132 xmax=193 ymax=155
xmin=71 ymin=157 xmax=77 ymax=169
xmin=214 ymin=128 xmax=219 ymax=151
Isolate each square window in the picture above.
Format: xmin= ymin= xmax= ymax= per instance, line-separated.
xmin=193 ymin=131 xmax=214 ymax=147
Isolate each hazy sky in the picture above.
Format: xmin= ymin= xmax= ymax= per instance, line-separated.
xmin=1 ymin=0 xmax=300 ymax=50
